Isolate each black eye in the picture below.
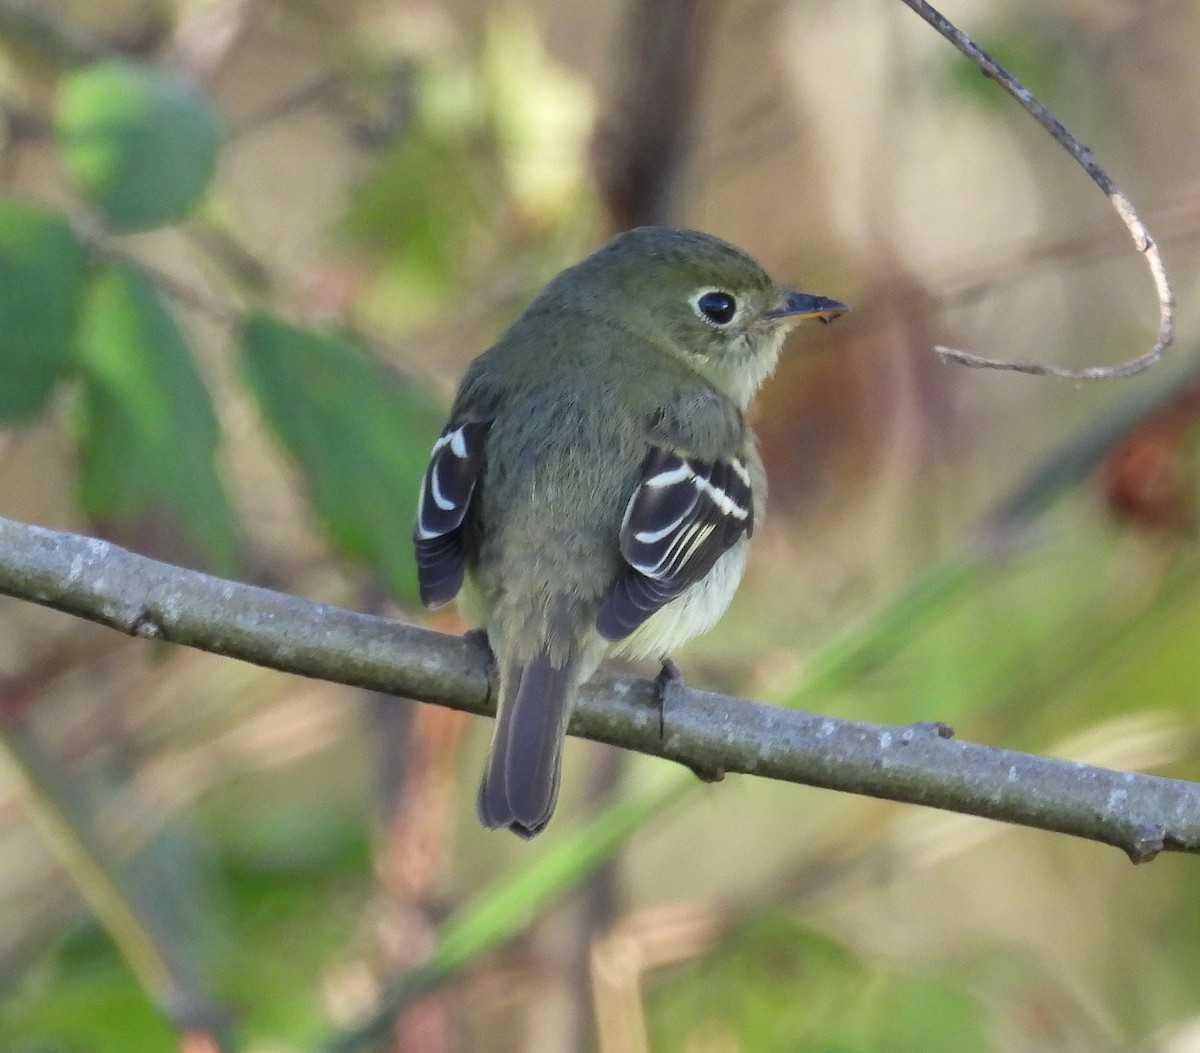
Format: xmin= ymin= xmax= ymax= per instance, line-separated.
xmin=695 ymin=290 xmax=737 ymax=325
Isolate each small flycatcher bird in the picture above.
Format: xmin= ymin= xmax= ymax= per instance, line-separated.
xmin=414 ymin=227 xmax=846 ymax=837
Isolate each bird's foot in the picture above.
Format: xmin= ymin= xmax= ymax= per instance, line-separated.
xmin=652 ymin=657 xmax=685 ymax=740
xmin=653 ymin=657 xmax=725 ymax=783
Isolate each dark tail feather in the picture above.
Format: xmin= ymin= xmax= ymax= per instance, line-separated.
xmin=477 ymin=651 xmax=574 ymax=838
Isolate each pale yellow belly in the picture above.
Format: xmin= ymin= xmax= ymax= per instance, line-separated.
xmin=608 ymin=538 xmax=750 ymax=661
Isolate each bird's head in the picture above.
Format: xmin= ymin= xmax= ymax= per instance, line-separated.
xmin=572 ymin=227 xmax=847 ymax=406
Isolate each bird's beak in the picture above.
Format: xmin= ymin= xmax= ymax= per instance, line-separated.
xmin=766 ymin=291 xmax=849 ymax=324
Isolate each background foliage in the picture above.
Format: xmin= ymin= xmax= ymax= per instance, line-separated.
xmin=0 ymin=0 xmax=1199 ymax=1051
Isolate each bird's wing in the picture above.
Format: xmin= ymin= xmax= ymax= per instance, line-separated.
xmin=596 ymin=444 xmax=753 ymax=642
xmin=413 ymin=418 xmax=492 ymax=608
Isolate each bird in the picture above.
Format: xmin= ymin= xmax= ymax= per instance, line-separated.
xmin=413 ymin=226 xmax=847 ymax=837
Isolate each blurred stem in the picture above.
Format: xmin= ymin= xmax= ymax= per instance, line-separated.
xmin=592 ymin=0 xmax=721 ymax=230
xmin=184 ymin=216 xmax=274 ymax=299
xmin=0 ymin=0 xmax=107 ymax=66
xmin=785 ymin=556 xmax=979 ymax=709
xmin=326 ymin=769 xmax=691 ymax=1053
xmin=0 ymin=719 xmax=233 ymax=1050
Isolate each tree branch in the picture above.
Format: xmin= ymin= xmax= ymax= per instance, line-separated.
xmin=1 ymin=515 xmax=1198 ymax=863
xmin=899 ymin=0 xmax=1175 ymax=381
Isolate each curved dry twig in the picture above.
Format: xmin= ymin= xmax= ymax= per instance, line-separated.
xmin=1 ymin=515 xmax=1199 ymax=863
xmin=899 ymin=0 xmax=1175 ymax=380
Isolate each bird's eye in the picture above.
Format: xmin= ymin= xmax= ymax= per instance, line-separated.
xmin=694 ymin=290 xmax=738 ymax=326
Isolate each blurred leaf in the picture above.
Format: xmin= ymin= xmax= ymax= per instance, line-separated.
xmin=648 ymin=917 xmax=867 ymax=1053
xmin=339 ymin=54 xmax=510 ymax=330
xmin=0 ymin=199 xmax=89 ymax=422
xmin=0 ymin=934 xmax=175 ymax=1053
xmin=76 ymin=263 xmax=238 ymax=570
xmin=0 ymin=819 xmax=370 ymax=1053
xmin=219 ymin=836 xmax=371 ymax=1044
xmin=344 ymin=132 xmax=481 ymax=269
xmin=341 ymin=131 xmax=489 ymax=328
xmin=239 ymin=314 xmax=444 ymax=602
xmin=647 ymin=915 xmax=989 ymax=1053
xmin=783 ymin=555 xmax=981 ymax=714
xmin=875 ymin=978 xmax=986 ymax=1053
xmin=1020 ymin=552 xmax=1200 ymax=743
xmin=56 ymin=59 xmax=221 ymax=231
xmin=225 ymin=872 xmax=366 ymax=1044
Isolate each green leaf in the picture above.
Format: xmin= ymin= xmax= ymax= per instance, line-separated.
xmin=239 ymin=314 xmax=445 ymax=601
xmin=0 ymin=944 xmax=175 ymax=1053
xmin=76 ymin=264 xmax=238 ymax=569
xmin=56 ymin=60 xmax=221 ymax=231
xmin=646 ymin=915 xmax=990 ymax=1053
xmin=0 ymin=199 xmax=89 ymax=422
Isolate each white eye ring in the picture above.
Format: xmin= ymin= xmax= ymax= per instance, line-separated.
xmin=691 ymin=288 xmax=741 ymax=327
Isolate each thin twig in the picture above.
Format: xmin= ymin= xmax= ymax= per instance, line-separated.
xmin=899 ymin=0 xmax=1175 ymax=380
xmin=228 ymin=71 xmax=346 ymax=141
xmin=0 ymin=515 xmax=1196 ymax=864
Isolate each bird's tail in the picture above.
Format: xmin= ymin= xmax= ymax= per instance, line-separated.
xmin=477 ymin=644 xmax=576 ymax=838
